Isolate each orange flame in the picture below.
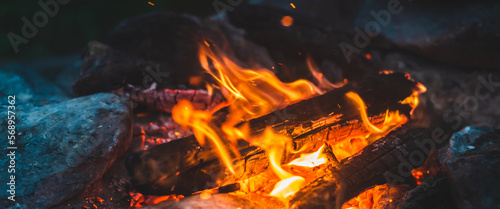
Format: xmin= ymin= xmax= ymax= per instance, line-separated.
xmin=270 ymin=176 xmax=305 ymax=199
xmin=172 ymin=39 xmax=425 ymax=202
xmin=249 ymin=128 xmax=306 ymax=199
xmin=172 ymin=100 xmax=235 ymax=173
xmin=330 ymin=90 xmax=422 ymax=161
xmin=306 ymin=56 xmax=340 ymax=91
xmin=345 ymin=92 xmax=407 ymax=134
xmin=173 ymin=41 xmax=331 ymax=198
xmin=198 ymin=43 xmax=323 ymax=119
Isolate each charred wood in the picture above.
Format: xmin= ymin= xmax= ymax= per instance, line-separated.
xmin=115 ymin=84 xmax=225 ymax=113
xmin=289 ymin=125 xmax=453 ymax=208
xmin=126 ymin=73 xmax=420 ymax=196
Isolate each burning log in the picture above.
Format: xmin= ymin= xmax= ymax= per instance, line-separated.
xmin=289 ymin=127 xmax=438 ymax=208
xmin=126 ymin=73 xmax=421 ymax=196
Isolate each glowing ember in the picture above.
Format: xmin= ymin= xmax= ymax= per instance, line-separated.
xmin=331 ymin=137 xmax=370 ymax=161
xmin=342 ymin=184 xmax=407 ymax=209
xmin=412 ymin=170 xmax=424 ymax=185
xmin=130 ymin=192 xmax=184 ymax=208
xmin=200 ymin=191 xmax=212 ymax=200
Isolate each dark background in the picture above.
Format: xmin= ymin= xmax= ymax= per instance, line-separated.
xmin=0 ymin=0 xmax=216 ymax=62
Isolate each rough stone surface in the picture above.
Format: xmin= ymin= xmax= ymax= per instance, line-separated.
xmin=399 ymin=176 xmax=458 ymax=209
xmin=51 ymin=156 xmax=132 ymax=209
xmin=355 ymin=0 xmax=500 ymax=69
xmin=438 ymin=126 xmax=500 ymax=209
xmin=383 ymin=52 xmax=500 ymax=129
xmin=0 ymin=93 xmax=132 ymax=209
xmin=0 ymin=66 xmax=69 ymax=105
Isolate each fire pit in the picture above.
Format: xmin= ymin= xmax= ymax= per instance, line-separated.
xmin=1 ymin=1 xmax=500 ymax=209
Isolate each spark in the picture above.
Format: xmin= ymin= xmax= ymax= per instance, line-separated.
xmin=281 ymin=16 xmax=294 ymax=27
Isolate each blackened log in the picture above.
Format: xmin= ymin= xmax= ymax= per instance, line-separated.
xmin=289 ymin=126 xmax=453 ymax=209
xmin=399 ymin=176 xmax=458 ymax=209
xmin=73 ymin=41 xmax=151 ymax=96
xmin=214 ymin=73 xmax=418 ymax=140
xmin=126 ymin=73 xmax=420 ymax=196
xmin=72 ymin=41 xmax=190 ymax=96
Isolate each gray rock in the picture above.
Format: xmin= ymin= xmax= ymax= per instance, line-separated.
xmin=383 ymin=52 xmax=500 ymax=129
xmin=0 ymin=93 xmax=132 ymax=209
xmin=438 ymin=126 xmax=500 ymax=209
xmin=400 ymin=176 xmax=458 ymax=209
xmin=0 ymin=65 xmax=69 ymax=105
xmin=355 ymin=0 xmax=500 ymax=69
xmin=0 ymin=70 xmax=34 ymax=103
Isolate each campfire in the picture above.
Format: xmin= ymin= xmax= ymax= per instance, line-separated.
xmin=120 ymin=37 xmax=427 ymax=209
xmin=68 ymin=8 xmax=496 ymax=209
xmin=6 ymin=2 xmax=500 ymax=209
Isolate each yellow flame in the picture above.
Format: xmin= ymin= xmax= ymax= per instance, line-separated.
xmin=330 ymin=92 xmax=414 ymax=161
xmin=287 ymin=145 xmax=328 ymax=168
xmin=199 ymin=44 xmax=323 ymax=119
xmin=172 ymin=100 xmax=235 ymax=173
xmin=270 ymin=176 xmax=305 ymax=199
xmin=401 ymin=82 xmax=426 ymax=115
xmin=306 ymin=56 xmax=340 ymax=91
xmin=173 ymin=41 xmax=329 ymax=192
xmin=249 ymin=128 xmax=306 ymax=198
xmin=172 ymin=40 xmax=426 ymax=201
xmin=331 ymin=137 xmax=370 ymax=161
xmin=345 ymin=92 xmax=407 ymax=134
